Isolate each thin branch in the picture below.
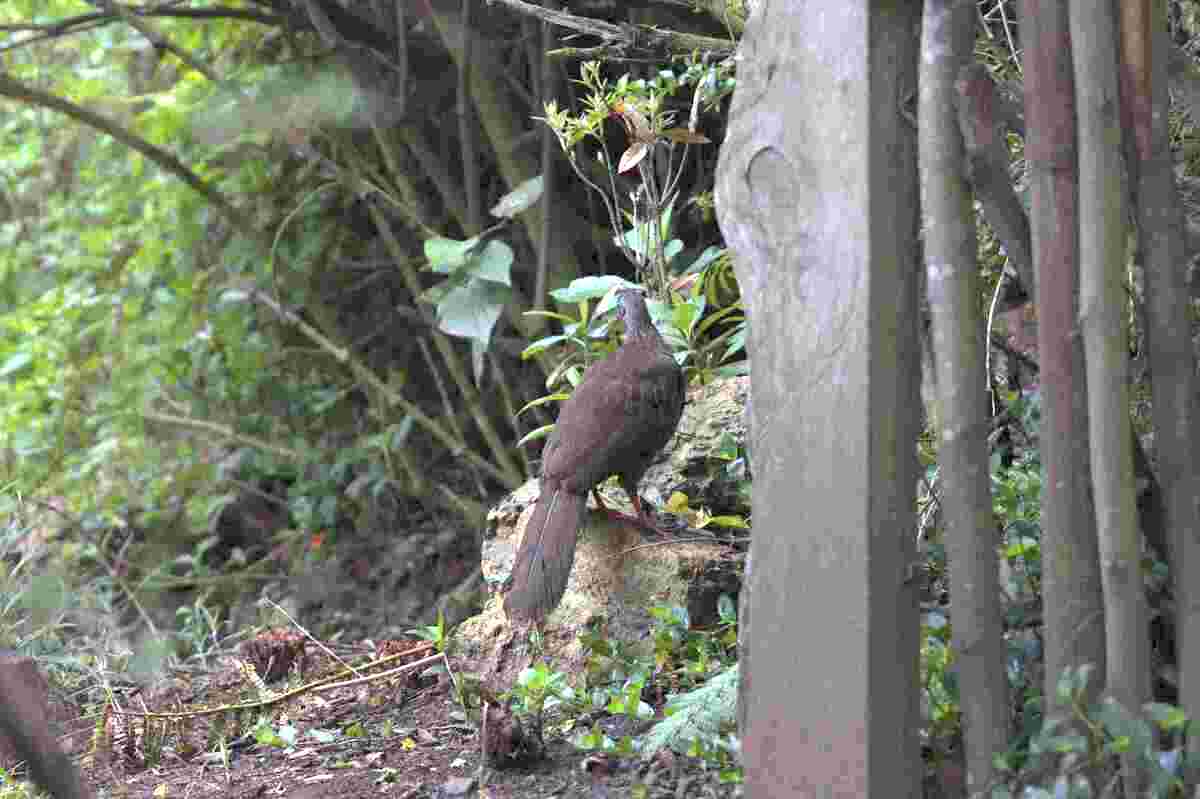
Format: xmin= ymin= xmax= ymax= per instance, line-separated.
xmin=0 ymin=6 xmax=281 ymax=53
xmin=0 ymin=5 xmax=280 ymax=33
xmin=535 ymin=12 xmax=556 ymax=316
xmin=956 ymin=64 xmax=1034 ymax=309
xmin=393 ymin=0 xmax=409 ymax=118
xmin=250 ymin=285 xmax=518 ymax=488
xmin=418 ymin=337 xmax=487 ymax=499
xmin=143 ymin=411 xmax=303 ymax=461
xmin=98 ymin=1 xmax=222 ymax=85
xmin=457 ymin=0 xmax=482 ymax=232
xmin=488 ymin=0 xmax=735 ymax=59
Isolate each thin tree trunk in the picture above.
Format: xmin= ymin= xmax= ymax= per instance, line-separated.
xmin=919 ymin=1 xmax=1008 ymax=793
xmin=1071 ymin=1 xmax=1150 ymax=791
xmin=1124 ymin=0 xmax=1200 ymax=760
xmin=1021 ymin=0 xmax=1107 ymax=726
xmin=956 ymin=63 xmax=1035 ymax=308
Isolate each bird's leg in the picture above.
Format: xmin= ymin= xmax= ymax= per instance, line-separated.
xmin=627 ymin=493 xmax=671 ymax=533
xmin=630 ymin=494 xmax=648 ymax=521
xmin=594 ymin=480 xmax=676 ymax=534
xmin=591 ymin=487 xmax=648 ymax=528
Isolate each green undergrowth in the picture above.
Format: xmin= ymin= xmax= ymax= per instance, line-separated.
xmin=468 ymin=600 xmax=742 ymax=784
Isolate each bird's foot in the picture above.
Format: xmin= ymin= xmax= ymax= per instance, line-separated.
xmin=604 ymin=508 xmax=656 ymax=530
xmin=591 ymin=490 xmax=673 ymax=534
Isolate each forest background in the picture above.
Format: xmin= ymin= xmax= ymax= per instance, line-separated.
xmin=4 ymin=1 xmax=1200 ymax=797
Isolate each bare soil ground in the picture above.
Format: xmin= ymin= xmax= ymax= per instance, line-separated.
xmin=31 ymin=636 xmax=740 ymax=799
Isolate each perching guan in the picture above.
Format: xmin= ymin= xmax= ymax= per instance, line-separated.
xmin=505 ymin=288 xmax=686 ymax=621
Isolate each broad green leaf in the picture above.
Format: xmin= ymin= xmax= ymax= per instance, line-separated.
xmin=426 ymin=238 xmax=513 ymax=286
xmin=490 ymin=175 xmax=544 ymax=218
xmin=435 ymin=279 xmax=509 ymax=344
xmin=669 ymin=296 xmax=703 ymax=339
xmin=550 ymin=275 xmax=636 ymax=304
xmin=424 ymin=237 xmax=477 ymax=271
xmin=471 ymin=240 xmax=514 ymax=286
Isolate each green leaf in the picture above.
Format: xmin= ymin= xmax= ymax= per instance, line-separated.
xmin=516 ymin=393 xmax=569 ymax=417
xmin=476 ymin=240 xmax=515 ymax=285
xmin=722 ymin=327 xmax=746 ymax=361
xmin=550 ymin=275 xmax=636 ymax=303
xmin=696 ymin=303 xmax=742 ymax=337
xmin=1093 ymin=697 xmax=1155 ymax=756
xmin=435 ymin=279 xmax=509 ymax=344
xmin=1004 ymin=537 xmax=1039 ymax=559
xmin=522 ymin=334 xmax=571 ymax=360
xmin=714 ymin=361 xmax=750 ymax=378
xmin=1144 ymin=702 xmax=1189 ymax=731
xmin=669 ymin=296 xmax=703 ymax=340
xmin=522 ymin=310 xmax=576 ymax=323
xmin=1041 ymin=734 xmax=1089 ymax=754
xmin=424 ymin=237 xmax=477 ymax=271
xmin=426 ymin=238 xmax=514 ymax=286
xmin=0 ymin=352 xmax=33 ymax=378
xmin=517 ymin=424 xmax=556 ymax=448
xmin=685 ymin=245 xmax=725 ymax=274
xmin=490 ymin=175 xmax=544 ymax=218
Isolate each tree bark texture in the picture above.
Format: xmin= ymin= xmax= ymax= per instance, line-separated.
xmin=956 ymin=64 xmax=1035 ymax=305
xmin=1021 ymin=0 xmax=1108 ymax=712
xmin=716 ymin=2 xmax=922 ymax=795
xmin=918 ymin=1 xmax=1009 ymax=792
xmin=1071 ymin=1 xmax=1151 ymax=786
xmin=1124 ymin=0 xmax=1200 ymax=756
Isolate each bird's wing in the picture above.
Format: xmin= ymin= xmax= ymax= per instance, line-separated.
xmin=543 ymin=345 xmax=683 ymax=492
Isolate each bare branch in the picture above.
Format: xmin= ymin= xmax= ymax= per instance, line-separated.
xmin=98 ymin=1 xmax=222 ymax=85
xmin=487 ymin=0 xmax=735 ymax=59
xmin=0 ymin=5 xmax=281 ymax=54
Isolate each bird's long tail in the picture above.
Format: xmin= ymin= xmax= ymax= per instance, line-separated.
xmin=505 ymin=487 xmax=586 ymax=621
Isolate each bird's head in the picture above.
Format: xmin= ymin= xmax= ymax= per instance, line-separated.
xmin=614 ymin=287 xmax=655 ymax=338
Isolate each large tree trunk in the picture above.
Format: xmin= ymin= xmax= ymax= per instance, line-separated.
xmin=918 ymin=1 xmax=1008 ymax=792
xmin=716 ymin=2 xmax=922 ymax=794
xmin=1021 ymin=0 xmax=1108 ymax=719
xmin=1123 ymin=0 xmax=1200 ymax=757
xmin=1071 ymin=0 xmax=1150 ymax=789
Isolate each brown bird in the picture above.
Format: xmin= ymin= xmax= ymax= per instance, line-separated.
xmin=506 ymin=288 xmax=686 ymax=621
